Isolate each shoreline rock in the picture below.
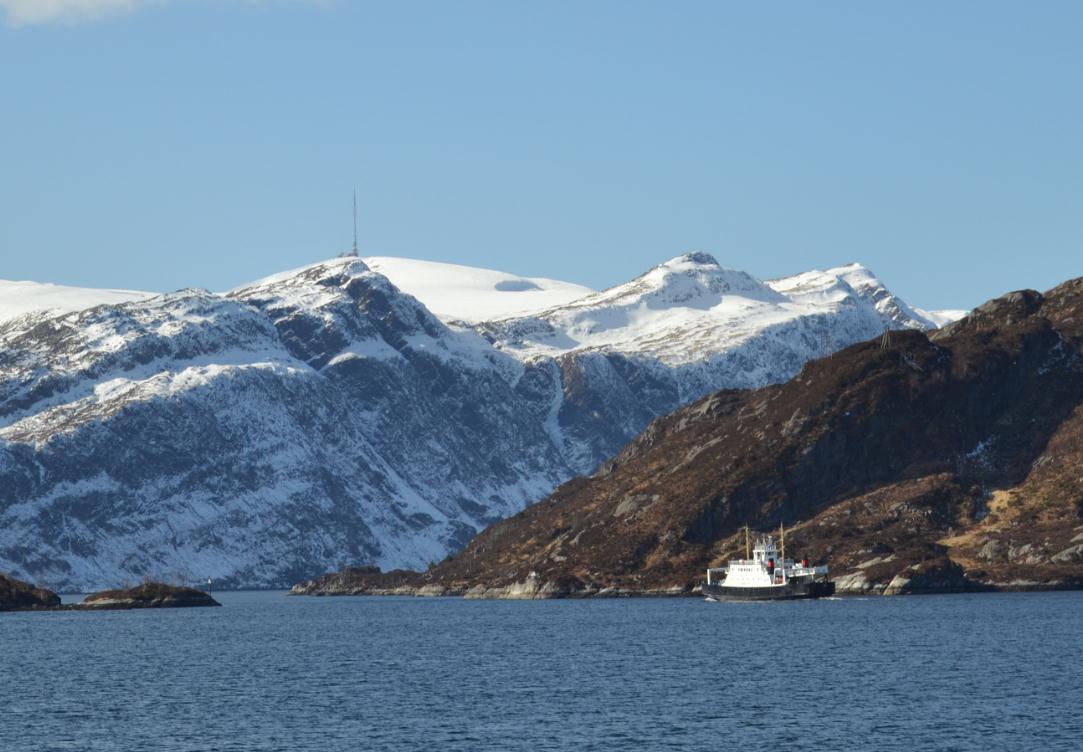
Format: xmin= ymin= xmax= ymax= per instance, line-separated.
xmin=0 ymin=573 xmax=62 ymax=611
xmin=288 ymin=566 xmax=427 ymax=596
xmin=290 ymin=564 xmax=1083 ymax=600
xmin=77 ymin=583 xmax=221 ymax=610
xmin=1 ymin=575 xmax=220 ymax=613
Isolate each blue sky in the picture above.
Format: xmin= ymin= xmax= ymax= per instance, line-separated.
xmin=1 ymin=1 xmax=1081 ymax=310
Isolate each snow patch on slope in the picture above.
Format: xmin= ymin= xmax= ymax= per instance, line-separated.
xmin=363 ymin=256 xmax=595 ymax=323
xmin=915 ymin=308 xmax=969 ymax=328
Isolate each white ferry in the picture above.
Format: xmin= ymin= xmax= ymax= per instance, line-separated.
xmin=703 ymin=526 xmax=835 ymax=601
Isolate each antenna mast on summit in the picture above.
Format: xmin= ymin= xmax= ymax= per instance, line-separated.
xmin=351 ymin=187 xmax=359 ymax=257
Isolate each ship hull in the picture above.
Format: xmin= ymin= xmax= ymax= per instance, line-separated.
xmin=703 ymin=579 xmax=835 ymax=601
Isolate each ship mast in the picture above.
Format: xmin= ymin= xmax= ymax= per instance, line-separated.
xmin=780 ymin=522 xmax=786 ymax=562
xmin=744 ymin=525 xmax=751 ymax=560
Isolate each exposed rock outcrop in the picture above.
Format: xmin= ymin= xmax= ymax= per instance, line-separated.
xmin=0 ymin=572 xmax=61 ymax=611
xmin=882 ymin=558 xmax=978 ymax=595
xmin=78 ymin=582 xmax=220 ymax=609
xmin=288 ymin=567 xmax=427 ymax=596
xmin=0 ymin=574 xmax=219 ymax=612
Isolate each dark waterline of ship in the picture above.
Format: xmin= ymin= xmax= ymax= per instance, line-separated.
xmin=3 ymin=591 xmax=1080 ymax=751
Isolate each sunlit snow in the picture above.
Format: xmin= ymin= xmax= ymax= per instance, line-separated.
xmin=0 ymin=279 xmax=152 ymax=321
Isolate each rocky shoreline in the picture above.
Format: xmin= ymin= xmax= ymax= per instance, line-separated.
xmin=287 ymin=562 xmax=1083 ymax=600
xmin=0 ymin=573 xmax=221 ymax=612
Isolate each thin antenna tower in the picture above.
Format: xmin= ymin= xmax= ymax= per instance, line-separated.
xmin=351 ymin=187 xmax=359 ymax=257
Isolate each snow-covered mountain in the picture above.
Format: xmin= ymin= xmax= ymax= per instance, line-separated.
xmin=466 ymin=254 xmax=954 ymax=471
xmin=476 ymin=256 xmax=937 ymax=363
xmin=0 ymin=253 xmax=963 ymax=590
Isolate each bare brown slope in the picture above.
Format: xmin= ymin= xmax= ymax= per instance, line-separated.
xmin=295 ymin=279 xmax=1083 ymax=597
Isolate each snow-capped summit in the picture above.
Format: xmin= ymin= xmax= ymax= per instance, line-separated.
xmin=771 ymin=263 xmax=971 ymax=330
xmin=568 ymin=252 xmax=786 ymax=312
xmin=233 ymin=256 xmax=372 ymax=292
xmin=770 ymin=262 xmax=931 ymax=329
xmin=473 ymin=256 xmax=932 ymax=367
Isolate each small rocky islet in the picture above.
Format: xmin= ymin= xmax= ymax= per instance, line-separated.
xmin=0 ymin=572 xmax=220 ymax=613
xmin=0 ymin=571 xmax=62 ymax=610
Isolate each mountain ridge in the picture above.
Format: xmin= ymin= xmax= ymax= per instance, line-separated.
xmin=1 ymin=253 xmax=963 ymax=590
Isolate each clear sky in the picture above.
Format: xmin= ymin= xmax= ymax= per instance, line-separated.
xmin=1 ymin=1 xmax=1081 ymax=310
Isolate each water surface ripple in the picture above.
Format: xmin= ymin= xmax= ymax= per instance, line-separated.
xmin=2 ymin=592 xmax=1080 ymax=751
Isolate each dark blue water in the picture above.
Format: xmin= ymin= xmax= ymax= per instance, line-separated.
xmin=2 ymin=592 xmax=1080 ymax=751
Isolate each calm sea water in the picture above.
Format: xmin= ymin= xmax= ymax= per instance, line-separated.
xmin=2 ymin=591 xmax=1080 ymax=751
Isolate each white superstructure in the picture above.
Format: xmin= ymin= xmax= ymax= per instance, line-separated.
xmin=704 ymin=527 xmax=830 ymax=598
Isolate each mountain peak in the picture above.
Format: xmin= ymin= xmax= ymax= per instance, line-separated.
xmin=231 ymin=257 xmax=371 ymax=295
xmin=660 ymin=251 xmax=721 ymax=269
xmin=622 ymin=252 xmax=779 ymax=306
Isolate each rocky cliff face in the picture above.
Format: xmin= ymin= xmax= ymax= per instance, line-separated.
xmin=405 ymin=278 xmax=1083 ymax=597
xmin=1 ymin=254 xmax=942 ymax=591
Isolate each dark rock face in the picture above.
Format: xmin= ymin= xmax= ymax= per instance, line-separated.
xmin=0 ymin=572 xmax=61 ymax=611
xmin=78 ymin=582 xmax=220 ymax=609
xmin=0 ymin=574 xmax=219 ymax=612
xmin=882 ymin=558 xmax=979 ymax=596
xmin=402 ymin=279 xmax=1083 ymax=597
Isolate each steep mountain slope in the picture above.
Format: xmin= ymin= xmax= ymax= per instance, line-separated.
xmin=1 ymin=254 xmax=953 ymax=590
xmin=395 ymin=278 xmax=1083 ymax=597
xmin=0 ymin=259 xmax=568 ymax=590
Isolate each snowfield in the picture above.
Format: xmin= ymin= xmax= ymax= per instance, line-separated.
xmin=0 ymin=253 xmax=967 ymax=590
xmin=362 ymin=256 xmax=596 ymax=323
xmin=0 ymin=279 xmax=151 ymax=321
